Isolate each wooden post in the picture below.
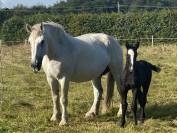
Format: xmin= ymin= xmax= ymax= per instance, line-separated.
xmin=0 ymin=40 xmax=2 ymax=47
xmin=151 ymin=35 xmax=154 ymax=47
xmin=25 ymin=39 xmax=28 ymax=45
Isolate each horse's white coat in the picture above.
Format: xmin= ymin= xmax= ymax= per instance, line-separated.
xmin=27 ymin=22 xmax=123 ymax=125
xmin=128 ymin=49 xmax=134 ymax=72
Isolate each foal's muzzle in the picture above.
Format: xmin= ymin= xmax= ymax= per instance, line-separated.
xmin=31 ymin=59 xmax=42 ymax=73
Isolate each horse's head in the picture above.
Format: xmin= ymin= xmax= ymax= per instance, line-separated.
xmin=26 ymin=23 xmax=46 ymax=73
xmin=125 ymin=41 xmax=139 ymax=72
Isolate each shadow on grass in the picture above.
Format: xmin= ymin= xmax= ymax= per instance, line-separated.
xmin=81 ymin=102 xmax=177 ymax=124
xmin=12 ymin=100 xmax=34 ymax=109
xmin=146 ymin=102 xmax=177 ymax=120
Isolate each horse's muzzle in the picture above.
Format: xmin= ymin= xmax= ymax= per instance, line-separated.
xmin=31 ymin=60 xmax=42 ymax=73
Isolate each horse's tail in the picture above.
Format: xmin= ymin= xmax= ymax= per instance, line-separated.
xmin=102 ymin=72 xmax=115 ymax=114
xmin=148 ymin=63 xmax=161 ymax=73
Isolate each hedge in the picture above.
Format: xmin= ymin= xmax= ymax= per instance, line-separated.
xmin=1 ymin=10 xmax=177 ymax=44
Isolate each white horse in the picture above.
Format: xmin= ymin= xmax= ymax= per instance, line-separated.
xmin=26 ymin=22 xmax=123 ymax=126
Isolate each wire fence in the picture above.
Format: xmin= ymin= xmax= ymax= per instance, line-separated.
xmin=1 ymin=36 xmax=177 ymax=47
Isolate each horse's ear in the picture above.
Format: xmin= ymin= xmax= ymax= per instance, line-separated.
xmin=40 ymin=22 xmax=43 ymax=31
xmin=26 ymin=24 xmax=32 ymax=33
xmin=125 ymin=41 xmax=129 ymax=49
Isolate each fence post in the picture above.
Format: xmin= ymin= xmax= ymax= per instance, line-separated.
xmin=117 ymin=1 xmax=120 ymax=13
xmin=0 ymin=40 xmax=2 ymax=47
xmin=151 ymin=35 xmax=154 ymax=47
xmin=25 ymin=39 xmax=27 ymax=45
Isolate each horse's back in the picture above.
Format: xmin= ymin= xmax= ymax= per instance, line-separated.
xmin=70 ymin=33 xmax=122 ymax=82
xmin=76 ymin=33 xmax=117 ymax=47
xmin=75 ymin=33 xmax=122 ymax=62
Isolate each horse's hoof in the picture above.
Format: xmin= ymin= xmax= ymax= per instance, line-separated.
xmin=119 ymin=122 xmax=125 ymax=128
xmin=134 ymin=121 xmax=138 ymax=125
xmin=117 ymin=112 xmax=122 ymax=118
xmin=59 ymin=120 xmax=67 ymax=126
xmin=117 ymin=108 xmax=122 ymax=117
xmin=138 ymin=119 xmax=144 ymax=124
xmin=85 ymin=112 xmax=96 ymax=119
xmin=50 ymin=115 xmax=60 ymax=122
xmin=101 ymin=107 xmax=109 ymax=115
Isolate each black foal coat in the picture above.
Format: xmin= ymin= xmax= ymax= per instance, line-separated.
xmin=123 ymin=60 xmax=160 ymax=90
xmin=120 ymin=60 xmax=160 ymax=127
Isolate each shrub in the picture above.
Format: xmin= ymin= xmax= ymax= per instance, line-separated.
xmin=1 ymin=16 xmax=26 ymax=43
xmin=2 ymin=10 xmax=177 ymax=44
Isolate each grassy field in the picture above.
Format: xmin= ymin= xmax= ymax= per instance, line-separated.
xmin=0 ymin=44 xmax=177 ymax=133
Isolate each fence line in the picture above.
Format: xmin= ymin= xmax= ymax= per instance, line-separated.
xmin=1 ymin=36 xmax=177 ymax=47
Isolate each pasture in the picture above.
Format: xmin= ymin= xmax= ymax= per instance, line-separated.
xmin=0 ymin=43 xmax=177 ymax=132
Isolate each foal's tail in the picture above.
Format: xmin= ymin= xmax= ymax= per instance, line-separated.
xmin=148 ymin=63 xmax=161 ymax=73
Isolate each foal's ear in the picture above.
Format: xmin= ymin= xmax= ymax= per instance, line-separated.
xmin=135 ymin=41 xmax=140 ymax=49
xmin=40 ymin=22 xmax=43 ymax=31
xmin=125 ymin=41 xmax=129 ymax=49
xmin=26 ymin=24 xmax=32 ymax=33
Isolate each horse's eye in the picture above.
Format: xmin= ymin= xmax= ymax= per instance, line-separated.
xmin=41 ymin=40 xmax=44 ymax=45
xmin=40 ymin=40 xmax=44 ymax=46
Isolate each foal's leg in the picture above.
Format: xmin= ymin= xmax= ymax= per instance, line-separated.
xmin=85 ymin=77 xmax=103 ymax=118
xmin=139 ymin=83 xmax=150 ymax=123
xmin=47 ymin=76 xmax=60 ymax=121
xmin=131 ymin=89 xmax=138 ymax=125
xmin=58 ymin=77 xmax=69 ymax=126
xmin=137 ymin=89 xmax=145 ymax=123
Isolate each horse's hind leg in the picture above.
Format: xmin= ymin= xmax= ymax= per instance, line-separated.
xmin=109 ymin=66 xmax=123 ymax=117
xmin=102 ymin=72 xmax=115 ymax=114
xmin=119 ymin=88 xmax=128 ymax=127
xmin=85 ymin=76 xmax=103 ymax=118
xmin=47 ymin=76 xmax=60 ymax=122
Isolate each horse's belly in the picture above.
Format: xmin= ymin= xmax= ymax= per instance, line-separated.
xmin=71 ymin=60 xmax=110 ymax=82
xmin=70 ymin=68 xmax=107 ymax=82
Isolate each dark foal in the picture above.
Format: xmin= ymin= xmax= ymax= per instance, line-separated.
xmin=119 ymin=42 xmax=161 ymax=127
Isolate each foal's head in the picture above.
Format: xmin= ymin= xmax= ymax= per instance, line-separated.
xmin=26 ymin=23 xmax=46 ymax=72
xmin=125 ymin=42 xmax=139 ymax=72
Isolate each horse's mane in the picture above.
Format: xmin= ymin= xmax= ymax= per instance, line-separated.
xmin=44 ymin=21 xmax=64 ymax=31
xmin=32 ymin=21 xmax=65 ymax=33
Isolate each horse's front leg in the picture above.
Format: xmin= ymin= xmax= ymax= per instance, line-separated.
xmin=85 ymin=77 xmax=103 ymax=118
xmin=47 ymin=76 xmax=60 ymax=121
xmin=59 ymin=77 xmax=69 ymax=126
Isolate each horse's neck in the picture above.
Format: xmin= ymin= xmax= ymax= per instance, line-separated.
xmin=46 ymin=32 xmax=73 ymax=60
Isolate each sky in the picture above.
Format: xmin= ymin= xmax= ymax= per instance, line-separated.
xmin=0 ymin=0 xmax=65 ymax=8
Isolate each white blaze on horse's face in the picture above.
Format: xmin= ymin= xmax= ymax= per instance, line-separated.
xmin=29 ymin=33 xmax=45 ymax=73
xmin=128 ymin=49 xmax=134 ymax=72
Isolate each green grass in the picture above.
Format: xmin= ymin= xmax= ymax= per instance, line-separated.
xmin=0 ymin=44 xmax=177 ymax=133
